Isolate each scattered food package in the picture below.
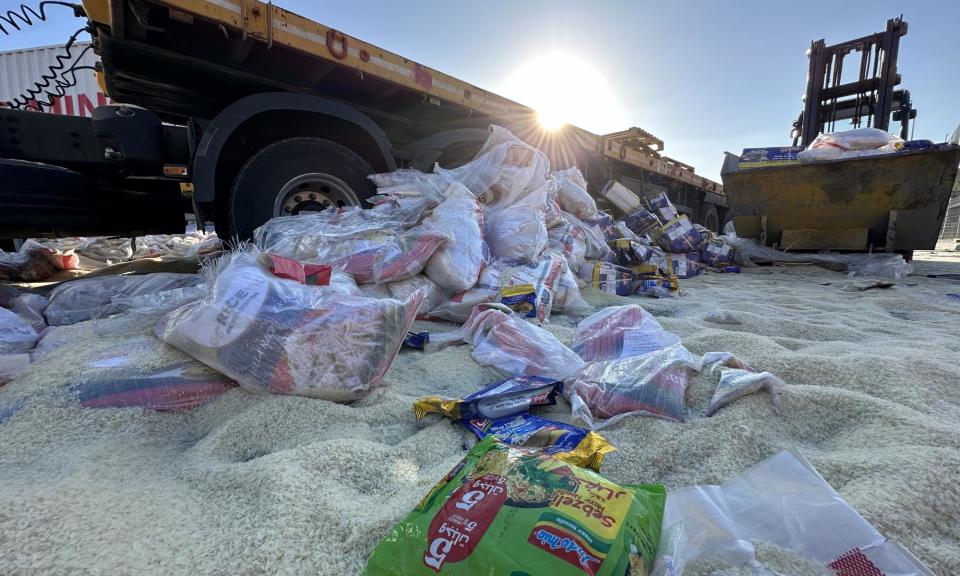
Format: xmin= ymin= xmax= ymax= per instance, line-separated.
xmin=364 ymin=435 xmax=666 ymax=576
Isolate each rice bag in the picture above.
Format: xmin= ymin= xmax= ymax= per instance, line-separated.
xmin=544 ymin=197 xmax=565 ymax=228
xmin=700 ymin=237 xmax=734 ymax=267
xmin=647 ymin=192 xmax=678 ymax=222
xmin=552 ymin=263 xmax=592 ymax=316
xmin=434 ymin=125 xmax=550 ymax=211
xmin=8 ymin=292 xmax=48 ymax=334
xmin=429 ymin=304 xmax=585 ymax=381
xmin=572 ymin=305 xmax=681 ymax=362
xmin=253 ymin=205 xmax=451 ymax=284
xmin=577 ymin=261 xmax=634 ymax=296
xmin=656 ymin=215 xmax=703 ymax=253
xmin=45 ymin=273 xmax=203 ymax=326
xmin=363 ymin=435 xmax=665 ymax=576
xmin=484 ymin=184 xmax=548 ymax=261
xmin=665 ymin=252 xmax=701 ymax=279
xmin=388 ymin=275 xmax=448 ymax=319
xmin=623 ymin=207 xmax=662 ymax=237
xmin=155 ymin=251 xmax=424 ymax=401
xmin=460 ymin=413 xmax=615 ymax=472
xmin=413 ymin=375 xmax=562 ymax=421
xmin=552 ymin=166 xmax=598 ymax=219
xmin=563 ymin=211 xmax=613 ymax=261
xmin=421 ymin=183 xmax=487 ymax=292
xmin=431 ymin=255 xmax=565 ymax=324
xmin=0 ymin=308 xmax=39 ymax=354
xmin=565 ymin=344 xmax=698 ymax=427
xmin=73 ymin=360 xmax=236 ymax=411
xmin=360 ymin=283 xmax=394 ymax=299
xmin=547 ymin=220 xmax=588 ymax=270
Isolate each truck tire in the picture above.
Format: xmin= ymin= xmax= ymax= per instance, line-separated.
xmin=700 ymin=204 xmax=720 ymax=234
xmin=227 ymin=137 xmax=376 ymax=240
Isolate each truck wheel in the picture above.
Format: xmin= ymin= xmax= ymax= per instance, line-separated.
xmin=700 ymin=204 xmax=720 ymax=234
xmin=227 ymin=137 xmax=376 ymax=240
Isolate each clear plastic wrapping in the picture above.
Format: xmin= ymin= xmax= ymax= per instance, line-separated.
xmin=45 ymin=272 xmax=203 ymax=326
xmin=0 ymin=307 xmax=39 ymax=354
xmin=571 ymin=305 xmax=680 ymax=362
xmin=484 ymin=184 xmax=548 ymax=261
xmin=433 ymin=125 xmax=550 ymax=211
xmin=428 ymin=304 xmax=584 ymax=380
xmin=420 ymin=182 xmax=487 ymax=292
xmin=430 ymin=254 xmax=566 ymax=324
xmin=565 ymin=344 xmax=698 ymax=426
xmin=653 ymin=450 xmax=932 ymax=576
xmin=724 ymin=236 xmax=913 ymax=279
xmin=552 ymin=166 xmax=598 ymax=220
xmin=254 ymin=205 xmax=451 ymax=284
xmin=155 ymin=251 xmax=424 ymax=401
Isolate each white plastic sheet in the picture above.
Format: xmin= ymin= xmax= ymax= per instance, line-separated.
xmin=724 ymin=236 xmax=913 ymax=279
xmin=45 ymin=273 xmax=203 ymax=326
xmin=653 ymin=450 xmax=932 ymax=576
xmin=0 ymin=308 xmax=39 ymax=354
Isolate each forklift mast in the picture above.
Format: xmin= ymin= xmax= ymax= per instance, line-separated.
xmin=792 ymin=17 xmax=917 ymax=147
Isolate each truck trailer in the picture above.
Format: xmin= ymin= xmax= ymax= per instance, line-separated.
xmin=0 ymin=0 xmax=727 ymax=240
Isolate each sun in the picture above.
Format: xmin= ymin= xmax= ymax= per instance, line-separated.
xmin=501 ymin=51 xmax=628 ymax=133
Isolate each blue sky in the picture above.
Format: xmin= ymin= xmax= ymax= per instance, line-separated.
xmin=4 ymin=0 xmax=958 ymax=180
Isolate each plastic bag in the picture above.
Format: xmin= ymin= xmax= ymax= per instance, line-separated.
xmin=388 ymin=275 xmax=448 ymax=319
xmin=552 ymin=262 xmax=592 ymax=316
xmin=653 ymin=450 xmax=931 ymax=576
xmin=73 ymin=354 xmax=236 ymax=411
xmin=648 ymin=192 xmax=679 ymax=223
xmin=364 ymin=435 xmax=666 ymax=576
xmin=45 ymin=273 xmax=203 ymax=326
xmin=552 ymin=166 xmax=598 ymax=219
xmin=431 ymin=255 xmax=565 ymax=324
xmin=563 ymin=211 xmax=613 ymax=261
xmin=665 ymin=253 xmax=701 ymax=279
xmin=484 ymin=184 xmax=548 ymax=261
xmin=0 ymin=354 xmax=30 ymax=386
xmin=547 ymin=220 xmax=588 ymax=270
xmin=429 ymin=304 xmax=585 ymax=380
xmin=8 ymin=292 xmax=48 ymax=334
xmin=0 ymin=308 xmax=39 ymax=354
xmin=155 ymin=251 xmax=424 ymax=401
xmin=0 ymin=239 xmax=76 ymax=281
xmin=699 ymin=237 xmax=734 ymax=267
xmin=571 ymin=305 xmax=681 ymax=363
xmin=414 ymin=375 xmax=562 ymax=421
xmin=421 ymin=182 xmax=487 ymax=292
xmin=565 ymin=344 xmax=698 ymax=427
xmin=723 ymin=236 xmax=913 ymax=279
xmin=459 ymin=413 xmax=615 ymax=471
xmin=578 ymin=261 xmax=634 ymax=296
xmin=705 ymin=368 xmax=784 ymax=416
xmin=434 ymin=125 xmax=550 ymax=211
xmin=798 ymin=127 xmax=905 ymax=162
xmin=656 ymin=216 xmax=703 ymax=253
xmin=623 ymin=206 xmax=663 ymax=236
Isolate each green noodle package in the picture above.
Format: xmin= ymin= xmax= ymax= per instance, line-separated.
xmin=364 ymin=436 xmax=665 ymax=576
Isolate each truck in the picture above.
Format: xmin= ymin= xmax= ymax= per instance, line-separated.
xmin=0 ymin=0 xmax=727 ymax=241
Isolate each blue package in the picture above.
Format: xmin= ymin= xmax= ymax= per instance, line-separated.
xmin=458 ymin=413 xmax=615 ymax=471
xmin=413 ymin=375 xmax=561 ymax=420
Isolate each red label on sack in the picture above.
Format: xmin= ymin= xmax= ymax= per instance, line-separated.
xmin=422 ymin=473 xmax=507 ymax=572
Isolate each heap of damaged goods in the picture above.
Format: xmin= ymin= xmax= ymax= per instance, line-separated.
xmin=0 ymin=126 xmax=930 ymax=575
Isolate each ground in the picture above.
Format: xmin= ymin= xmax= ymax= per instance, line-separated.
xmin=0 ymin=251 xmax=958 ymax=575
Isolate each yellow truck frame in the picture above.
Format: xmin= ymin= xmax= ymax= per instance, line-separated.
xmin=1 ymin=0 xmax=726 ymax=239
